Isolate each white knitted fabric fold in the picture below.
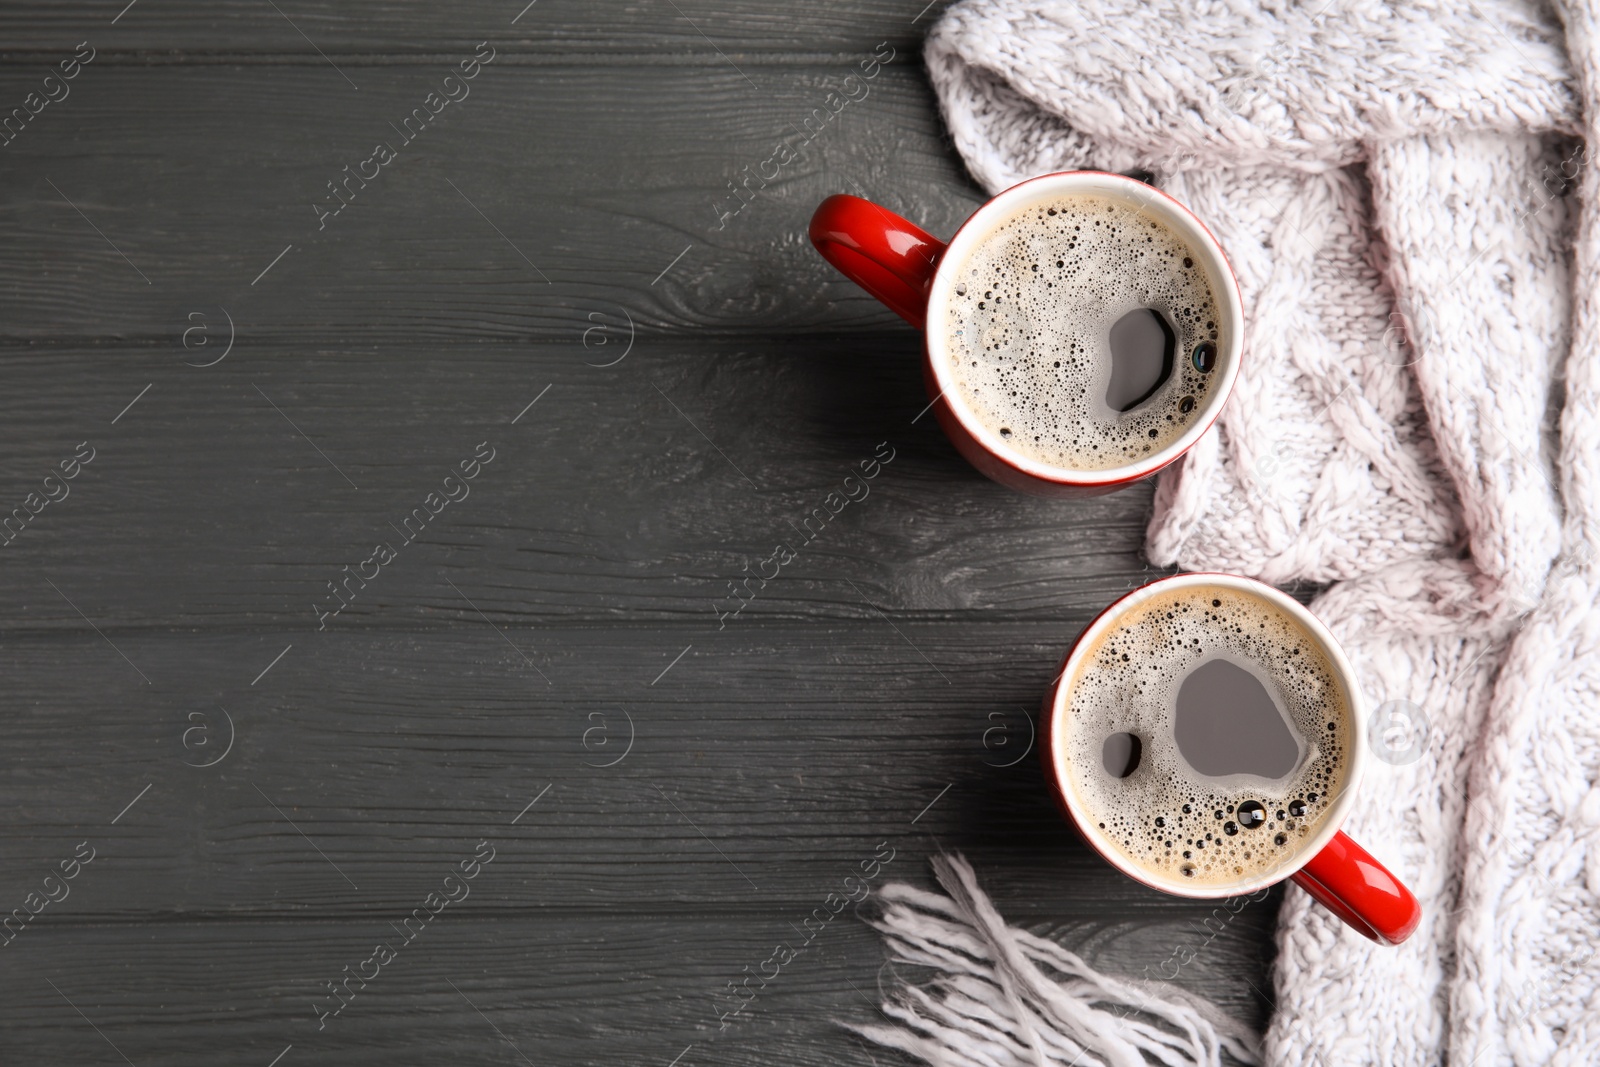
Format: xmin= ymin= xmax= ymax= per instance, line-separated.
xmin=856 ymin=2 xmax=1600 ymax=1064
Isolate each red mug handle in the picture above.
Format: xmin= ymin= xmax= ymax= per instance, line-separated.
xmin=1291 ymin=830 xmax=1421 ymax=945
xmin=809 ymin=194 xmax=946 ymax=330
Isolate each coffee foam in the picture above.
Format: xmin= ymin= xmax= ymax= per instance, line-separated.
xmin=944 ymin=193 xmax=1222 ymax=471
xmin=1061 ymin=584 xmax=1353 ymax=890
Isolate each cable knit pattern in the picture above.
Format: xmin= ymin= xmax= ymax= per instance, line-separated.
xmin=1266 ymin=566 xmax=1513 ymax=1066
xmin=1147 ymin=166 xmax=1463 ymax=582
xmin=1454 ymin=3 xmax=1600 ymax=1064
xmin=864 ymin=2 xmax=1600 ymax=1064
xmin=1367 ymin=133 xmax=1569 ymax=612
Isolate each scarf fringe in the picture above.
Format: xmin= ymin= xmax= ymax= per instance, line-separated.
xmin=848 ymin=854 xmax=1261 ymax=1067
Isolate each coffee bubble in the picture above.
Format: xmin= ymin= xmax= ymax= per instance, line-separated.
xmin=944 ymin=194 xmax=1223 ymax=470
xmin=1061 ymin=585 xmax=1353 ymax=889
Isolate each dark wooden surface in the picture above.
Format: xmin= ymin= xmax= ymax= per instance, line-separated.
xmin=0 ymin=3 xmax=1277 ymax=1064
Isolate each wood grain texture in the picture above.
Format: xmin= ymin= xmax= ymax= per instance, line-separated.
xmin=0 ymin=64 xmax=980 ymax=343
xmin=3 ymin=621 xmax=1182 ymax=914
xmin=2 ymin=621 xmax=1281 ymax=1059
xmin=0 ymin=3 xmax=1282 ymax=1061
xmin=0 ymin=910 xmax=1274 ymax=1065
xmin=1 ymin=0 xmax=952 ymax=57
xmin=0 ymin=339 xmax=1163 ymax=630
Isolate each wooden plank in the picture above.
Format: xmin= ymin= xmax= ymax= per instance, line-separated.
xmin=0 ymin=63 xmax=982 ymax=343
xmin=0 ymin=909 xmax=1274 ymax=1064
xmin=0 ymin=339 xmax=1161 ymax=630
xmin=0 ymin=9 xmax=1284 ymax=1064
xmin=0 ymin=621 xmax=1220 ymax=915
xmin=0 ymin=0 xmax=949 ymax=57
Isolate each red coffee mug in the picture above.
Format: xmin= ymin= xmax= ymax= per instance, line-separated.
xmin=810 ymin=171 xmax=1245 ymax=497
xmin=1041 ymin=572 xmax=1421 ymax=945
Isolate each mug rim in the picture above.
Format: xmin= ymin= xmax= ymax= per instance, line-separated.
xmin=1045 ymin=571 xmax=1368 ymax=899
xmin=925 ymin=171 xmax=1245 ymax=487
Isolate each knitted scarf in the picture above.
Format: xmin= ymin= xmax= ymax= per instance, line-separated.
xmin=855 ymin=2 xmax=1600 ymax=1064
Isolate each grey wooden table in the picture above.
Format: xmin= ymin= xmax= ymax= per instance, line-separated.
xmin=0 ymin=3 xmax=1277 ymax=1063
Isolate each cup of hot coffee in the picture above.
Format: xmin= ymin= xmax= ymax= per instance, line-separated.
xmin=809 ymin=172 xmax=1243 ymax=496
xmin=1042 ymin=572 xmax=1421 ymax=944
